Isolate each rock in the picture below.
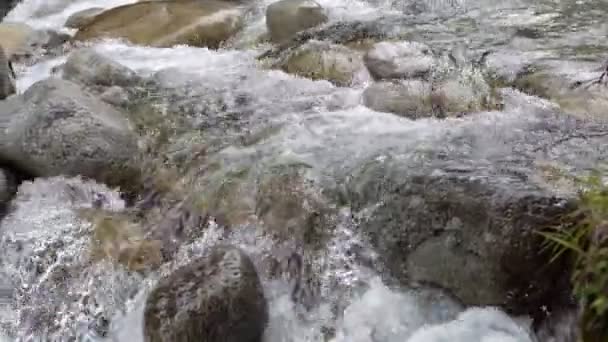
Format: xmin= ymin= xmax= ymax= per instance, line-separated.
xmin=266 ymin=0 xmax=328 ymax=44
xmin=276 ymin=41 xmax=369 ymax=86
xmin=0 ymin=78 xmax=139 ymax=189
xmin=510 ymin=60 xmax=608 ymax=122
xmin=0 ymin=23 xmax=70 ymax=61
xmin=0 ymin=22 xmax=35 ymax=57
xmin=62 ymin=48 xmax=142 ymax=89
xmin=346 ymin=89 xmax=608 ymax=322
xmin=364 ymin=41 xmax=435 ymax=80
xmin=362 ymin=80 xmax=434 ymax=119
xmin=430 ymin=76 xmax=501 ymax=116
xmin=0 ymin=44 xmax=15 ymax=100
xmin=144 ymin=244 xmax=268 ymax=342
xmin=363 ymin=75 xmax=501 ymax=119
xmin=64 ymin=7 xmax=105 ymax=29
xmin=100 ymin=86 xmax=131 ymax=108
xmin=73 ymin=1 xmax=245 ymax=49
xmin=258 ymin=16 xmax=412 ymax=60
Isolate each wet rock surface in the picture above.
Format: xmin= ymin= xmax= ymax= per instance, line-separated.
xmin=0 ymin=78 xmax=139 ymax=188
xmin=266 ymin=0 xmax=328 ymax=44
xmin=364 ymin=41 xmax=435 ymax=80
xmin=144 ymin=244 xmax=268 ymax=342
xmin=62 ymin=48 xmax=142 ymax=89
xmin=345 ymin=90 xmax=608 ymax=320
xmin=275 ymin=40 xmax=369 ymax=86
xmin=73 ymin=1 xmax=245 ymax=49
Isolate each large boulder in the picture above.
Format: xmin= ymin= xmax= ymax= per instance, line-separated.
xmin=0 ymin=44 xmax=15 ymax=100
xmin=144 ymin=244 xmax=268 ymax=342
xmin=364 ymin=41 xmax=436 ymax=80
xmin=62 ymin=48 xmax=142 ymax=89
xmin=266 ymin=0 xmax=328 ymax=44
xmin=64 ymin=7 xmax=105 ymax=30
xmin=73 ymin=1 xmax=245 ymax=49
xmin=346 ymin=89 xmax=608 ymax=322
xmin=0 ymin=78 xmax=139 ymax=188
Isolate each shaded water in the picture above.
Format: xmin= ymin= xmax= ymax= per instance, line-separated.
xmin=0 ymin=0 xmax=603 ymax=340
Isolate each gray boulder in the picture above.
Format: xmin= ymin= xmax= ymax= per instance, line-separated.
xmin=364 ymin=41 xmax=435 ymax=80
xmin=62 ymin=48 xmax=142 ymax=89
xmin=266 ymin=0 xmax=328 ymax=44
xmin=144 ymin=244 xmax=268 ymax=342
xmin=0 ymin=44 xmax=15 ymax=100
xmin=346 ymin=89 xmax=608 ymax=322
xmin=0 ymin=78 xmax=139 ymax=188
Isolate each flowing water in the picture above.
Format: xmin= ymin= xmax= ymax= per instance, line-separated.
xmin=0 ymin=0 xmax=603 ymax=340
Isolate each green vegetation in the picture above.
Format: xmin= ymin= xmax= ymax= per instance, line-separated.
xmin=539 ymin=170 xmax=608 ymax=342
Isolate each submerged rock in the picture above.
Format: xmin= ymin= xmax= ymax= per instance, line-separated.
xmin=0 ymin=44 xmax=15 ymax=100
xmin=73 ymin=1 xmax=245 ymax=49
xmin=364 ymin=41 xmax=436 ymax=80
xmin=64 ymin=7 xmax=105 ymax=30
xmin=144 ymin=244 xmax=268 ymax=342
xmin=0 ymin=78 xmax=139 ymax=189
xmin=276 ymin=41 xmax=369 ymax=86
xmin=266 ymin=0 xmax=328 ymax=44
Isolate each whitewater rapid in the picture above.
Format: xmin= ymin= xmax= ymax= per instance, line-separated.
xmin=0 ymin=0 xmax=560 ymax=341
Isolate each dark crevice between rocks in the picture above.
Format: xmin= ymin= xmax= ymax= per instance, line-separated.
xmin=0 ymin=159 xmax=35 ymax=217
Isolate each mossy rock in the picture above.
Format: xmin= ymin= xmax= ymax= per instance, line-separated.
xmin=277 ymin=41 xmax=367 ymax=86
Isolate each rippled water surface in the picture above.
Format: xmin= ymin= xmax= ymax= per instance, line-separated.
xmin=1 ymin=0 xmax=604 ymax=340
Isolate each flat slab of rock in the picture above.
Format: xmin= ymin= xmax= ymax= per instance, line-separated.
xmin=0 ymin=78 xmax=139 ymax=188
xmin=73 ymin=0 xmax=245 ymax=49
